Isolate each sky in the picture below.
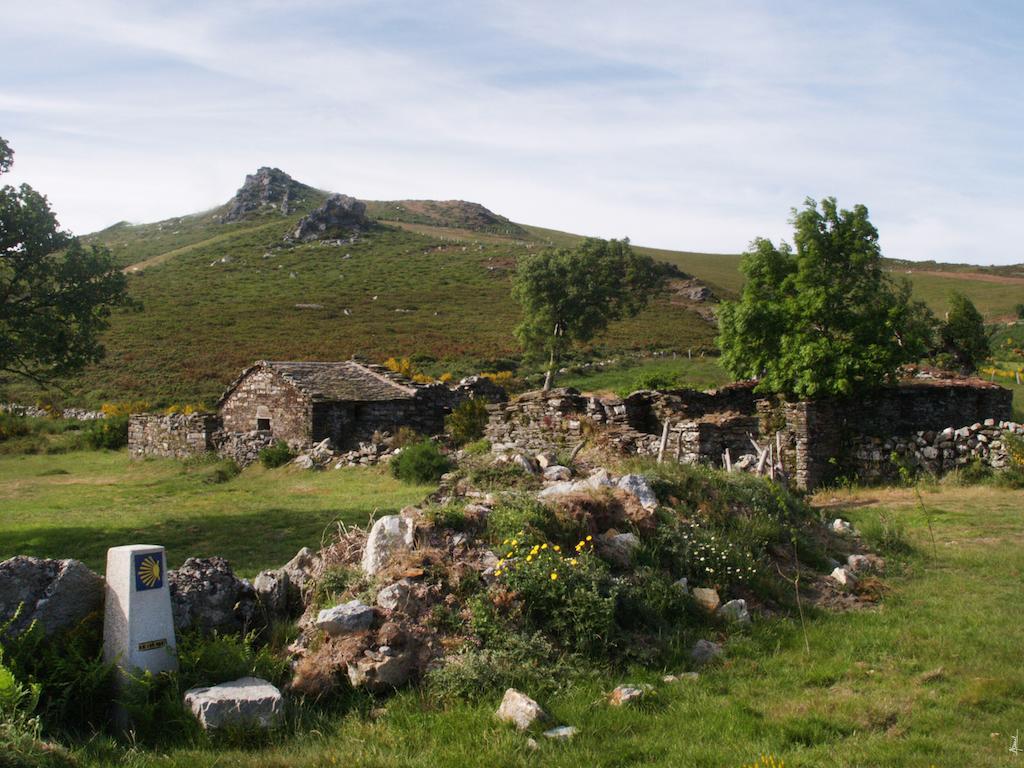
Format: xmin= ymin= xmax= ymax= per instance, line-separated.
xmin=1 ymin=1 xmax=1022 ymax=264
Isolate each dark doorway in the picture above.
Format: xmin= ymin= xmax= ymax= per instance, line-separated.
xmin=256 ymin=418 xmax=271 ymax=431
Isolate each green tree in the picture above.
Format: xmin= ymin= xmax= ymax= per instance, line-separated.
xmin=0 ymin=137 xmax=131 ymax=384
xmin=1014 ymin=302 xmax=1024 ymax=320
xmin=939 ymin=291 xmax=989 ymax=373
xmin=512 ymin=237 xmax=664 ymax=390
xmin=718 ymin=197 xmax=935 ymax=398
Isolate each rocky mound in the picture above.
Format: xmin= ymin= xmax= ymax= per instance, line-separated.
xmin=292 ymin=194 xmax=368 ymax=242
xmin=365 ymin=199 xmax=526 ymax=236
xmin=222 ymin=167 xmax=310 ymax=222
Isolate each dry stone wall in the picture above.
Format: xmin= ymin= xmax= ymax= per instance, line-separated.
xmin=220 ymin=366 xmax=313 ymax=446
xmin=128 ymin=413 xmax=220 ymax=460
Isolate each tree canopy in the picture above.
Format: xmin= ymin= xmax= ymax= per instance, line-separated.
xmin=939 ymin=291 xmax=989 ymax=373
xmin=717 ymin=197 xmax=935 ymax=398
xmin=512 ymin=237 xmax=664 ymax=389
xmin=1 ymin=137 xmax=131 ymax=384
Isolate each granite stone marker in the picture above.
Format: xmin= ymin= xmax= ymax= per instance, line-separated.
xmin=103 ymin=545 xmax=178 ymax=676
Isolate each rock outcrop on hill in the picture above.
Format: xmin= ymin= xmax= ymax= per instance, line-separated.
xmin=292 ymin=194 xmax=368 ymax=241
xmin=222 ymin=167 xmax=306 ymax=222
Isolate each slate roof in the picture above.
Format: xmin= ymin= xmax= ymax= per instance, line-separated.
xmin=219 ymin=360 xmax=418 ymax=405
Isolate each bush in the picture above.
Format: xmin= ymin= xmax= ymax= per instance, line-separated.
xmin=390 ymin=440 xmax=451 ymax=484
xmin=423 ymin=502 xmax=470 ymax=531
xmin=485 ymin=496 xmax=553 ymax=544
xmin=463 ymin=438 xmax=492 ymax=456
xmin=494 ymin=538 xmax=616 ymax=656
xmin=84 ymin=415 xmax=128 ymax=450
xmin=0 ymin=413 xmax=31 ymax=441
xmin=445 ymin=398 xmax=489 ymax=446
xmin=259 ymin=441 xmax=294 ymax=469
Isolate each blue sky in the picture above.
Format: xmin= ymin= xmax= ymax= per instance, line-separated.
xmin=2 ymin=1 xmax=1022 ymax=264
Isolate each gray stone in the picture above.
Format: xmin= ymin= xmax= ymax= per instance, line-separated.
xmin=537 ymin=481 xmax=577 ymax=500
xmin=0 ymin=556 xmax=103 ymax=638
xmin=543 ymin=465 xmax=572 ymax=482
xmin=184 ymin=677 xmax=283 ymax=730
xmin=292 ymin=454 xmax=315 ymax=469
xmin=598 ymin=532 xmax=640 ymax=568
xmin=615 ymin=474 xmax=658 ymax=511
xmin=168 ymin=557 xmax=256 ymax=635
xmin=718 ymin=598 xmax=751 ymax=625
xmin=690 ymin=639 xmax=723 ymax=667
xmin=583 ymin=468 xmax=613 ymax=490
xmin=535 ymin=451 xmax=558 ymax=470
xmin=253 ymin=568 xmax=290 ymax=620
xmin=316 ymin=600 xmax=375 ymax=636
xmin=496 ymin=688 xmax=548 ymax=730
xmin=347 ymin=648 xmax=414 ymax=693
xmin=376 ymin=579 xmax=418 ymax=613
xmin=830 ymin=518 xmax=854 ymax=535
xmin=691 ymin=587 xmax=721 ymax=613
xmin=362 ymin=515 xmax=416 ymax=575
xmin=846 ymin=554 xmax=885 ymax=573
xmin=673 ymin=577 xmax=689 ymax=594
xmin=512 ymin=453 xmax=539 ymax=475
xmin=292 ymin=194 xmax=368 ymax=241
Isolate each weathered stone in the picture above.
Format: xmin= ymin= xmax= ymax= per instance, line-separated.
xmin=184 ymin=677 xmax=283 ymax=730
xmin=830 ymin=519 xmax=854 ymax=535
xmin=535 ymin=451 xmax=558 ymax=470
xmin=362 ymin=515 xmax=416 ymax=575
xmin=292 ymin=194 xmax=368 ymax=241
xmin=846 ymin=554 xmax=885 ymax=573
xmin=615 ymin=474 xmax=658 ymax=511
xmin=690 ymin=639 xmax=723 ymax=667
xmin=496 ymin=688 xmax=548 ymax=730
xmin=293 ymin=454 xmax=315 ymax=470
xmin=691 ymin=587 xmax=721 ymax=613
xmin=609 ymin=684 xmax=651 ymax=706
xmin=168 ymin=557 xmax=256 ymax=634
xmin=0 ymin=556 xmax=103 ymax=638
xmin=376 ymin=579 xmax=418 ymax=613
xmin=673 ymin=577 xmax=689 ymax=594
xmin=222 ymin=167 xmax=304 ymax=222
xmin=253 ymin=568 xmax=290 ymax=620
xmin=281 ymin=547 xmax=317 ymax=598
xmin=830 ymin=566 xmax=857 ymax=587
xmin=717 ymin=598 xmax=751 ymax=625
xmin=347 ymin=648 xmax=415 ymax=693
xmin=316 ymin=600 xmax=375 ymax=636
xmin=543 ymin=465 xmax=572 ymax=482
xmin=512 ymin=453 xmax=539 ymax=475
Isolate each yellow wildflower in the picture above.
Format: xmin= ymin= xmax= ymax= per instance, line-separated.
xmin=570 ymin=558 xmax=578 ymax=566
xmin=586 ymin=535 xmax=593 ymax=541
xmin=541 ymin=543 xmax=548 ymax=550
xmin=550 ymin=572 xmax=558 ymax=580
xmin=553 ymin=545 xmax=560 ymax=552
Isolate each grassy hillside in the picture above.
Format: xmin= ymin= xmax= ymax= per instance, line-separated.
xmin=6 ymin=172 xmax=1020 ymax=407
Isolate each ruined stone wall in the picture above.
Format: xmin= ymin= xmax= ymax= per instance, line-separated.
xmin=128 ymin=413 xmax=221 ymax=460
xmin=219 ymin=367 xmax=313 ymax=447
xmin=211 ymin=430 xmax=278 ymax=467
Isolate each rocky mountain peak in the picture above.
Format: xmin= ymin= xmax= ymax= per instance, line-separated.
xmin=222 ymin=167 xmax=305 ymax=222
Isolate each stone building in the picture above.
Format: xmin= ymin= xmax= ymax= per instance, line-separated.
xmin=218 ymin=360 xmax=465 ymax=450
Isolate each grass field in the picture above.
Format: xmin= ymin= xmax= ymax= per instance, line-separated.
xmin=3 ymin=450 xmax=1024 ymax=766
xmin=0 ymin=451 xmax=431 ymax=577
xmin=557 ymin=356 xmax=730 ymax=395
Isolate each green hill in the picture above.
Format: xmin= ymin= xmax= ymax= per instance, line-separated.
xmin=7 ymin=169 xmax=1020 ymax=407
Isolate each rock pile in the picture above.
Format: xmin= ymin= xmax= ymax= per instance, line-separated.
xmin=222 ymin=167 xmax=305 ymax=222
xmin=168 ymin=557 xmax=257 ymax=635
xmin=292 ymin=194 xmax=368 ymax=241
xmin=0 ymin=403 xmax=105 ymax=421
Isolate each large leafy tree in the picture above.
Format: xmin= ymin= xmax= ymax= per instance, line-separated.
xmin=939 ymin=291 xmax=989 ymax=373
xmin=1 ymin=137 xmax=131 ymax=384
xmin=718 ymin=197 xmax=935 ymax=398
xmin=513 ymin=237 xmax=664 ymax=390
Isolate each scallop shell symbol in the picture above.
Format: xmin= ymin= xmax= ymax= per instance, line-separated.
xmin=137 ymin=555 xmax=161 ymax=588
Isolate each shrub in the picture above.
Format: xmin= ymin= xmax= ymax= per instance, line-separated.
xmin=259 ymin=441 xmax=294 ymax=469
xmin=485 ymin=496 xmax=552 ymax=544
xmin=390 ymin=426 xmax=424 ymax=448
xmin=0 ymin=413 xmax=31 ymax=441
xmin=310 ymin=565 xmax=360 ymax=609
xmin=445 ymin=398 xmax=489 ymax=446
xmin=390 ymin=440 xmax=451 ymax=484
xmin=423 ymin=502 xmax=470 ymax=531
xmin=84 ymin=415 xmax=129 ymax=450
xmin=463 ymin=438 xmax=492 ymax=456
xmin=494 ymin=537 xmax=616 ymax=656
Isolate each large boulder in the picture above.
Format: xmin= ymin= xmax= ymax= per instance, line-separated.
xmin=184 ymin=677 xmax=284 ymax=730
xmin=347 ymin=647 xmax=414 ymax=693
xmin=168 ymin=557 xmax=257 ymax=634
xmin=315 ymin=601 xmax=375 ymax=637
xmin=362 ymin=515 xmax=416 ymax=575
xmin=0 ymin=556 xmax=104 ymax=638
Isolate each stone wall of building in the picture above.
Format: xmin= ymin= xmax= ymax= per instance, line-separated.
xmin=211 ymin=430 xmax=279 ymax=467
xmin=128 ymin=413 xmax=221 ymax=460
xmin=219 ymin=367 xmax=313 ymax=447
xmin=486 ymin=378 xmax=1015 ymax=490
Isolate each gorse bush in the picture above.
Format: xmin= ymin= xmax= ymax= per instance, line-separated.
xmin=84 ymin=415 xmax=129 ymax=450
xmin=445 ymin=397 xmax=489 ymax=446
xmin=259 ymin=440 xmax=294 ymax=469
xmin=390 ymin=440 xmax=451 ymax=484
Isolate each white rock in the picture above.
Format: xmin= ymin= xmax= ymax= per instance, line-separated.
xmin=616 ymin=474 xmax=658 ymax=511
xmin=599 ymin=532 xmax=640 ymax=568
xmin=583 ymin=468 xmax=613 ymax=490
xmin=496 ymin=688 xmax=547 ymax=730
xmin=609 ymin=684 xmax=650 ymax=706
xmin=376 ymin=579 xmax=416 ymax=612
xmin=362 ymin=515 xmax=416 ymax=575
xmin=830 ymin=566 xmax=857 ymax=587
xmin=537 ymin=481 xmax=577 ymax=500
xmin=691 ymin=587 xmax=721 ymax=613
xmin=717 ymin=598 xmax=751 ymax=625
xmin=831 ymin=518 xmax=854 ymax=534
xmin=846 ymin=554 xmax=884 ymax=573
xmin=315 ymin=600 xmax=375 ymax=636
xmin=673 ymin=577 xmax=689 ymax=594
xmin=292 ymin=454 xmax=314 ymax=469
xmin=184 ymin=677 xmax=283 ymax=730
xmin=512 ymin=454 xmax=539 ymax=475
xmin=535 ymin=452 xmax=558 ymax=470
xmin=543 ymin=725 xmax=578 ymax=741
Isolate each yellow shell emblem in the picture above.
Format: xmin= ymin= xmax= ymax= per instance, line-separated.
xmin=137 ymin=555 xmax=162 ymax=588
